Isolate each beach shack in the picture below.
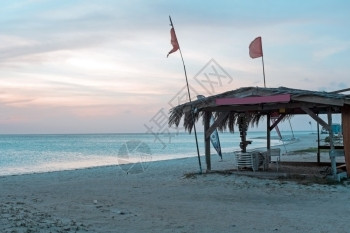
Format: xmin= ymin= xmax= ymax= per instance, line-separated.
xmin=168 ymin=86 xmax=350 ymax=180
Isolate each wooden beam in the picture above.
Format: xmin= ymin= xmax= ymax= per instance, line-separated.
xmin=205 ymin=112 xmax=229 ymax=139
xmin=292 ymin=96 xmax=344 ymax=106
xmin=203 ymin=102 xmax=334 ymax=114
xmin=301 ymin=107 xmax=331 ymax=131
xmin=269 ymin=114 xmax=286 ymax=131
xmin=317 ymin=122 xmax=320 ymax=164
xmin=330 ymin=88 xmax=350 ymax=94
xmin=318 ymin=145 xmax=344 ymax=149
xmin=204 ymin=111 xmax=211 ymax=171
xmin=181 ymin=95 xmax=346 ymax=114
xmin=342 ymin=105 xmax=350 ymax=176
xmin=216 ymin=94 xmax=290 ymax=105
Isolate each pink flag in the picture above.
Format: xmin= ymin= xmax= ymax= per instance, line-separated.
xmin=249 ymin=36 xmax=263 ymax=58
xmin=167 ymin=28 xmax=179 ymax=57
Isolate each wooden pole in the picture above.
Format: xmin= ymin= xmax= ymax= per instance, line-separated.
xmin=260 ymin=37 xmax=266 ymax=88
xmin=330 ymin=88 xmax=350 ymax=94
xmin=204 ymin=111 xmax=211 ymax=171
xmin=327 ymin=110 xmax=336 ymax=179
xmin=342 ymin=105 xmax=350 ymax=177
xmin=266 ymin=113 xmax=271 ymax=170
xmin=169 ymin=16 xmax=202 ymax=173
xmin=317 ymin=121 xmax=320 ymax=164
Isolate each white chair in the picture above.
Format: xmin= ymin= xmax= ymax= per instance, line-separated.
xmin=257 ymin=151 xmax=268 ymax=171
xmin=269 ymin=148 xmax=281 ymax=172
xmin=235 ymin=151 xmax=260 ymax=172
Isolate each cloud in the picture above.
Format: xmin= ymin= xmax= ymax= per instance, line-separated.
xmin=313 ymin=43 xmax=350 ymax=61
xmin=1 ymin=0 xmax=350 ymax=133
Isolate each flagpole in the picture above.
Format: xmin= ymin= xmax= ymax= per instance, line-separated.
xmin=249 ymin=36 xmax=266 ymax=88
xmin=261 ymin=54 xmax=266 ymax=88
xmin=169 ymin=16 xmax=202 ymax=173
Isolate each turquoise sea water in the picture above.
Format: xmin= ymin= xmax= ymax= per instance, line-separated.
xmin=0 ymin=131 xmax=312 ymax=176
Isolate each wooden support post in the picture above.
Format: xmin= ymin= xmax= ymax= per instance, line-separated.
xmin=342 ymin=105 xmax=350 ymax=177
xmin=327 ymin=111 xmax=337 ymax=179
xmin=204 ymin=111 xmax=211 ymax=171
xmin=266 ymin=113 xmax=271 ymax=170
xmin=317 ymin=121 xmax=320 ymax=164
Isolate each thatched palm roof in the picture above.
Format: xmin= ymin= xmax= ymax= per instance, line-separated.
xmin=168 ymin=86 xmax=350 ymax=133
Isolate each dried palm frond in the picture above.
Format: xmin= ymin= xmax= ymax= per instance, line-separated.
xmin=168 ymin=86 xmax=349 ymax=133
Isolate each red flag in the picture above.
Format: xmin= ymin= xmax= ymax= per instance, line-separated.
xmin=167 ymin=28 xmax=179 ymax=57
xmin=249 ymin=36 xmax=263 ymax=58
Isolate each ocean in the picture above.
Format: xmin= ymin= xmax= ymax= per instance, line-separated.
xmin=0 ymin=131 xmax=312 ymax=176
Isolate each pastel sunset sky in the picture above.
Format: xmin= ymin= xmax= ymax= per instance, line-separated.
xmin=0 ymin=0 xmax=349 ymax=134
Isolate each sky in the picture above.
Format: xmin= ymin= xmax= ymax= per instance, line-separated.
xmin=0 ymin=0 xmax=349 ymax=134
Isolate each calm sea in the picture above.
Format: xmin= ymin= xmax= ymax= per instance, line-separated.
xmin=0 ymin=131 xmax=311 ymax=176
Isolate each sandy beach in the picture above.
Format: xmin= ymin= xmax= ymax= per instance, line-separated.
xmin=2 ymin=1 xmax=350 ymax=232
xmin=1 ymin=134 xmax=350 ymax=233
